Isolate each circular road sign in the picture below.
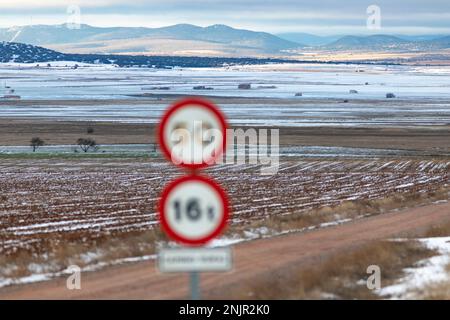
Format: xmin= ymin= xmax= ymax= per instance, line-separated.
xmin=158 ymin=98 xmax=227 ymax=169
xmin=159 ymin=175 xmax=229 ymax=246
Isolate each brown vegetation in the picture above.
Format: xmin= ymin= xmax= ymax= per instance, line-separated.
xmin=237 ymin=187 xmax=450 ymax=236
xmin=0 ymin=229 xmax=165 ymax=279
xmin=0 ymin=158 xmax=447 ymax=282
xmin=236 ymin=240 xmax=435 ymax=299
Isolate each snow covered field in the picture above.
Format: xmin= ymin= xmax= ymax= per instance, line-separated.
xmin=1 ymin=63 xmax=450 ymax=100
xmin=1 ymin=101 xmax=450 ymax=127
xmin=0 ymin=63 xmax=450 ymax=127
xmin=1 ymin=159 xmax=448 ymax=256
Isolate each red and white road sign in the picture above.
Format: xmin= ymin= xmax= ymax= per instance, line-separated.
xmin=159 ymin=175 xmax=229 ymax=246
xmin=158 ymin=98 xmax=228 ymax=169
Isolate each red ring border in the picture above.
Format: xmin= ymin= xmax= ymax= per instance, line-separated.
xmin=157 ymin=97 xmax=228 ymax=170
xmin=158 ymin=175 xmax=230 ymax=246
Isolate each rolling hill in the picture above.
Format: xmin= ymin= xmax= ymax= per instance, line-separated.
xmin=324 ymin=34 xmax=450 ymax=51
xmin=426 ymin=36 xmax=450 ymax=48
xmin=0 ymin=42 xmax=65 ymax=63
xmin=0 ymin=41 xmax=297 ymax=67
xmin=326 ymin=35 xmax=409 ymax=49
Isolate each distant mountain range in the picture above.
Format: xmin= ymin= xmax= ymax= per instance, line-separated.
xmin=0 ymin=24 xmax=301 ymax=56
xmin=276 ymin=33 xmax=342 ymax=46
xmin=277 ymin=32 xmax=450 ymax=51
xmin=322 ymin=34 xmax=450 ymax=51
xmin=326 ymin=35 xmax=409 ymax=49
xmin=276 ymin=33 xmax=448 ymax=47
xmin=0 ymin=24 xmax=449 ymax=57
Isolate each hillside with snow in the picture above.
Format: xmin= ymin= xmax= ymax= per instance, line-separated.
xmin=0 ymin=41 xmax=295 ymax=68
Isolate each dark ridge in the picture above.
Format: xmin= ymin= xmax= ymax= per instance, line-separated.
xmin=0 ymin=41 xmax=402 ymax=67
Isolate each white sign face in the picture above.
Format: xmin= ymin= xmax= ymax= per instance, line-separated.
xmin=158 ymin=247 xmax=232 ymax=273
xmin=159 ymin=99 xmax=227 ymax=168
xmin=160 ymin=176 xmax=228 ymax=245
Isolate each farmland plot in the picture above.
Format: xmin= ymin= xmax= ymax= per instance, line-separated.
xmin=0 ymin=159 xmax=448 ymax=257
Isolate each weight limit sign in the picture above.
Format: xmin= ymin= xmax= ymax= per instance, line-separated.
xmin=159 ymin=175 xmax=229 ymax=246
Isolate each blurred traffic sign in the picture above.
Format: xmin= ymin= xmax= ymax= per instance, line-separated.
xmin=157 ymin=98 xmax=231 ymax=300
xmin=158 ymin=98 xmax=227 ymax=169
xmin=158 ymin=247 xmax=232 ymax=273
xmin=159 ymin=175 xmax=229 ymax=246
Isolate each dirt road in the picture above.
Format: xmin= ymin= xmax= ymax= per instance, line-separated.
xmin=1 ymin=201 xmax=449 ymax=300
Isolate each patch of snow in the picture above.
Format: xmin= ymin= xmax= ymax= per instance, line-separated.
xmin=317 ymin=218 xmax=353 ymax=229
xmin=0 ymin=274 xmax=52 ymax=288
xmin=207 ymin=237 xmax=246 ymax=248
xmin=378 ymin=237 xmax=450 ymax=299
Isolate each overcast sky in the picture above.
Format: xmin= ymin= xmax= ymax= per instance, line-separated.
xmin=1 ymin=0 xmax=450 ymax=35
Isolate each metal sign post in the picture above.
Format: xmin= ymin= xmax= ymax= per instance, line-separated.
xmin=157 ymin=98 xmax=232 ymax=300
xmin=158 ymin=247 xmax=233 ymax=300
xmin=190 ymin=272 xmax=200 ymax=300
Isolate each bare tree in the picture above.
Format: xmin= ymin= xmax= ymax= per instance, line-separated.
xmin=30 ymin=137 xmax=44 ymax=152
xmin=77 ymin=138 xmax=98 ymax=153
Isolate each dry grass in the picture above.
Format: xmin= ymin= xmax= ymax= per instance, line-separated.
xmin=421 ymin=220 xmax=450 ymax=238
xmin=231 ymin=187 xmax=450 ymax=237
xmin=234 ymin=240 xmax=436 ymax=300
xmin=0 ymin=228 xmax=166 ymax=279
